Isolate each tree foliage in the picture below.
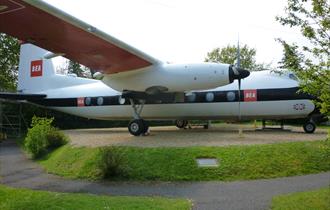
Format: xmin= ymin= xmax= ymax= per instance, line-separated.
xmin=276 ymin=0 xmax=330 ymax=115
xmin=205 ymin=44 xmax=268 ymax=70
xmin=0 ymin=33 xmax=20 ymax=91
xmin=277 ymin=40 xmax=304 ymax=70
xmin=67 ymin=60 xmax=93 ymax=78
xmin=68 ymin=60 xmax=85 ymax=77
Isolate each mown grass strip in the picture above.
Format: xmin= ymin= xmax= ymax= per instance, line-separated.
xmin=39 ymin=140 xmax=330 ymax=181
xmin=271 ymin=188 xmax=330 ymax=210
xmin=0 ymin=185 xmax=191 ymax=210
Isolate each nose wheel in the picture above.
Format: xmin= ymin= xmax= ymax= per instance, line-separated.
xmin=303 ymin=121 xmax=316 ymax=134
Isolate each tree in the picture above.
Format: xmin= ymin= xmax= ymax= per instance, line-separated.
xmin=67 ymin=60 xmax=85 ymax=78
xmin=276 ymin=0 xmax=329 ymax=115
xmin=277 ymin=40 xmax=304 ymax=71
xmin=67 ymin=60 xmax=94 ymax=78
xmin=205 ymin=44 xmax=268 ymax=70
xmin=0 ymin=33 xmax=20 ymax=91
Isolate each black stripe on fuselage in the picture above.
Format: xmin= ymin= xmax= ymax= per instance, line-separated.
xmin=30 ymin=87 xmax=313 ymax=107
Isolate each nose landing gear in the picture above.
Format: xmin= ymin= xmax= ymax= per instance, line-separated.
xmin=303 ymin=121 xmax=316 ymax=134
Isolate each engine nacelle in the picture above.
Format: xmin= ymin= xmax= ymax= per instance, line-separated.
xmin=103 ymin=63 xmax=232 ymax=93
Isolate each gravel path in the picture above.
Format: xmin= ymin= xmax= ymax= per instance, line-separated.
xmin=65 ymin=124 xmax=328 ymax=148
xmin=0 ymin=139 xmax=329 ymax=210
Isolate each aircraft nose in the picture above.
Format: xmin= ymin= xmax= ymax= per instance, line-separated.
xmin=229 ymin=65 xmax=250 ymax=83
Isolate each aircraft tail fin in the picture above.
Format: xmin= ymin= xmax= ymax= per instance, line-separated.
xmin=18 ymin=43 xmax=58 ymax=93
xmin=18 ymin=44 xmax=96 ymax=94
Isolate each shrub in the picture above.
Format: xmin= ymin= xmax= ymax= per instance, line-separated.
xmin=98 ymin=147 xmax=130 ymax=179
xmin=46 ymin=129 xmax=68 ymax=149
xmin=25 ymin=117 xmax=53 ymax=158
xmin=24 ymin=116 xmax=68 ymax=159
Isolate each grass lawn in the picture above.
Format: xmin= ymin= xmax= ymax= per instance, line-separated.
xmin=271 ymin=188 xmax=330 ymax=210
xmin=319 ymin=124 xmax=330 ymax=130
xmin=39 ymin=140 xmax=330 ymax=181
xmin=0 ymin=185 xmax=191 ymax=210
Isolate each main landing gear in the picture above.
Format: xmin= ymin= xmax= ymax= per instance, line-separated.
xmin=175 ymin=120 xmax=188 ymax=129
xmin=128 ymin=119 xmax=149 ymax=136
xmin=128 ymin=99 xmax=149 ymax=136
xmin=175 ymin=120 xmax=211 ymax=129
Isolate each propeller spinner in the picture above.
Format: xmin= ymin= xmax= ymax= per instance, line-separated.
xmin=229 ymin=65 xmax=250 ymax=83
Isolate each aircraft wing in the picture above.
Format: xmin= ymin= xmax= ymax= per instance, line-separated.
xmin=0 ymin=0 xmax=160 ymax=74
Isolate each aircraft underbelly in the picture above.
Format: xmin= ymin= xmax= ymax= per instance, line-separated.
xmin=53 ymin=99 xmax=314 ymax=120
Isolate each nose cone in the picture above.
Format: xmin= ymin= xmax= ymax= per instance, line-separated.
xmin=229 ymin=65 xmax=250 ymax=83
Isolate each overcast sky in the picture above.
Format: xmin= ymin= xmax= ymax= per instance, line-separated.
xmin=44 ymin=0 xmax=305 ymax=67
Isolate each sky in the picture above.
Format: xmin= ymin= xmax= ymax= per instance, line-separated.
xmin=44 ymin=0 xmax=306 ymax=67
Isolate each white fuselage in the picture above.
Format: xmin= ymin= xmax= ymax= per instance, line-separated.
xmin=36 ymin=70 xmax=314 ymax=121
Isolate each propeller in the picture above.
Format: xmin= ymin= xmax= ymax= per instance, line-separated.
xmin=235 ymin=40 xmax=245 ymax=137
xmin=228 ymin=41 xmax=250 ymax=121
xmin=237 ymin=40 xmax=242 ymax=121
xmin=229 ymin=40 xmax=250 ymax=126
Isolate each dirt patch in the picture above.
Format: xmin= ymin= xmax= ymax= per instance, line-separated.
xmin=64 ymin=124 xmax=328 ymax=148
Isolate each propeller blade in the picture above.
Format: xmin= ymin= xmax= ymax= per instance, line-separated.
xmin=238 ymin=78 xmax=241 ymax=121
xmin=237 ymin=40 xmax=241 ymax=68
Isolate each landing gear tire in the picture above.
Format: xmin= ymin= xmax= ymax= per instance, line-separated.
xmin=142 ymin=120 xmax=149 ymax=133
xmin=175 ymin=120 xmax=188 ymax=129
xmin=128 ymin=119 xmax=147 ymax=136
xmin=303 ymin=121 xmax=316 ymax=134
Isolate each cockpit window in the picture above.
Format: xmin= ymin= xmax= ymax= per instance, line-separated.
xmin=289 ymin=73 xmax=298 ymax=81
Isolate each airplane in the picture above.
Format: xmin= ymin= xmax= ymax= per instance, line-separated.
xmin=0 ymin=0 xmax=327 ymax=136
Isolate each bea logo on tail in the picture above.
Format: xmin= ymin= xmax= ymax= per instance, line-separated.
xmin=30 ymin=60 xmax=43 ymax=77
